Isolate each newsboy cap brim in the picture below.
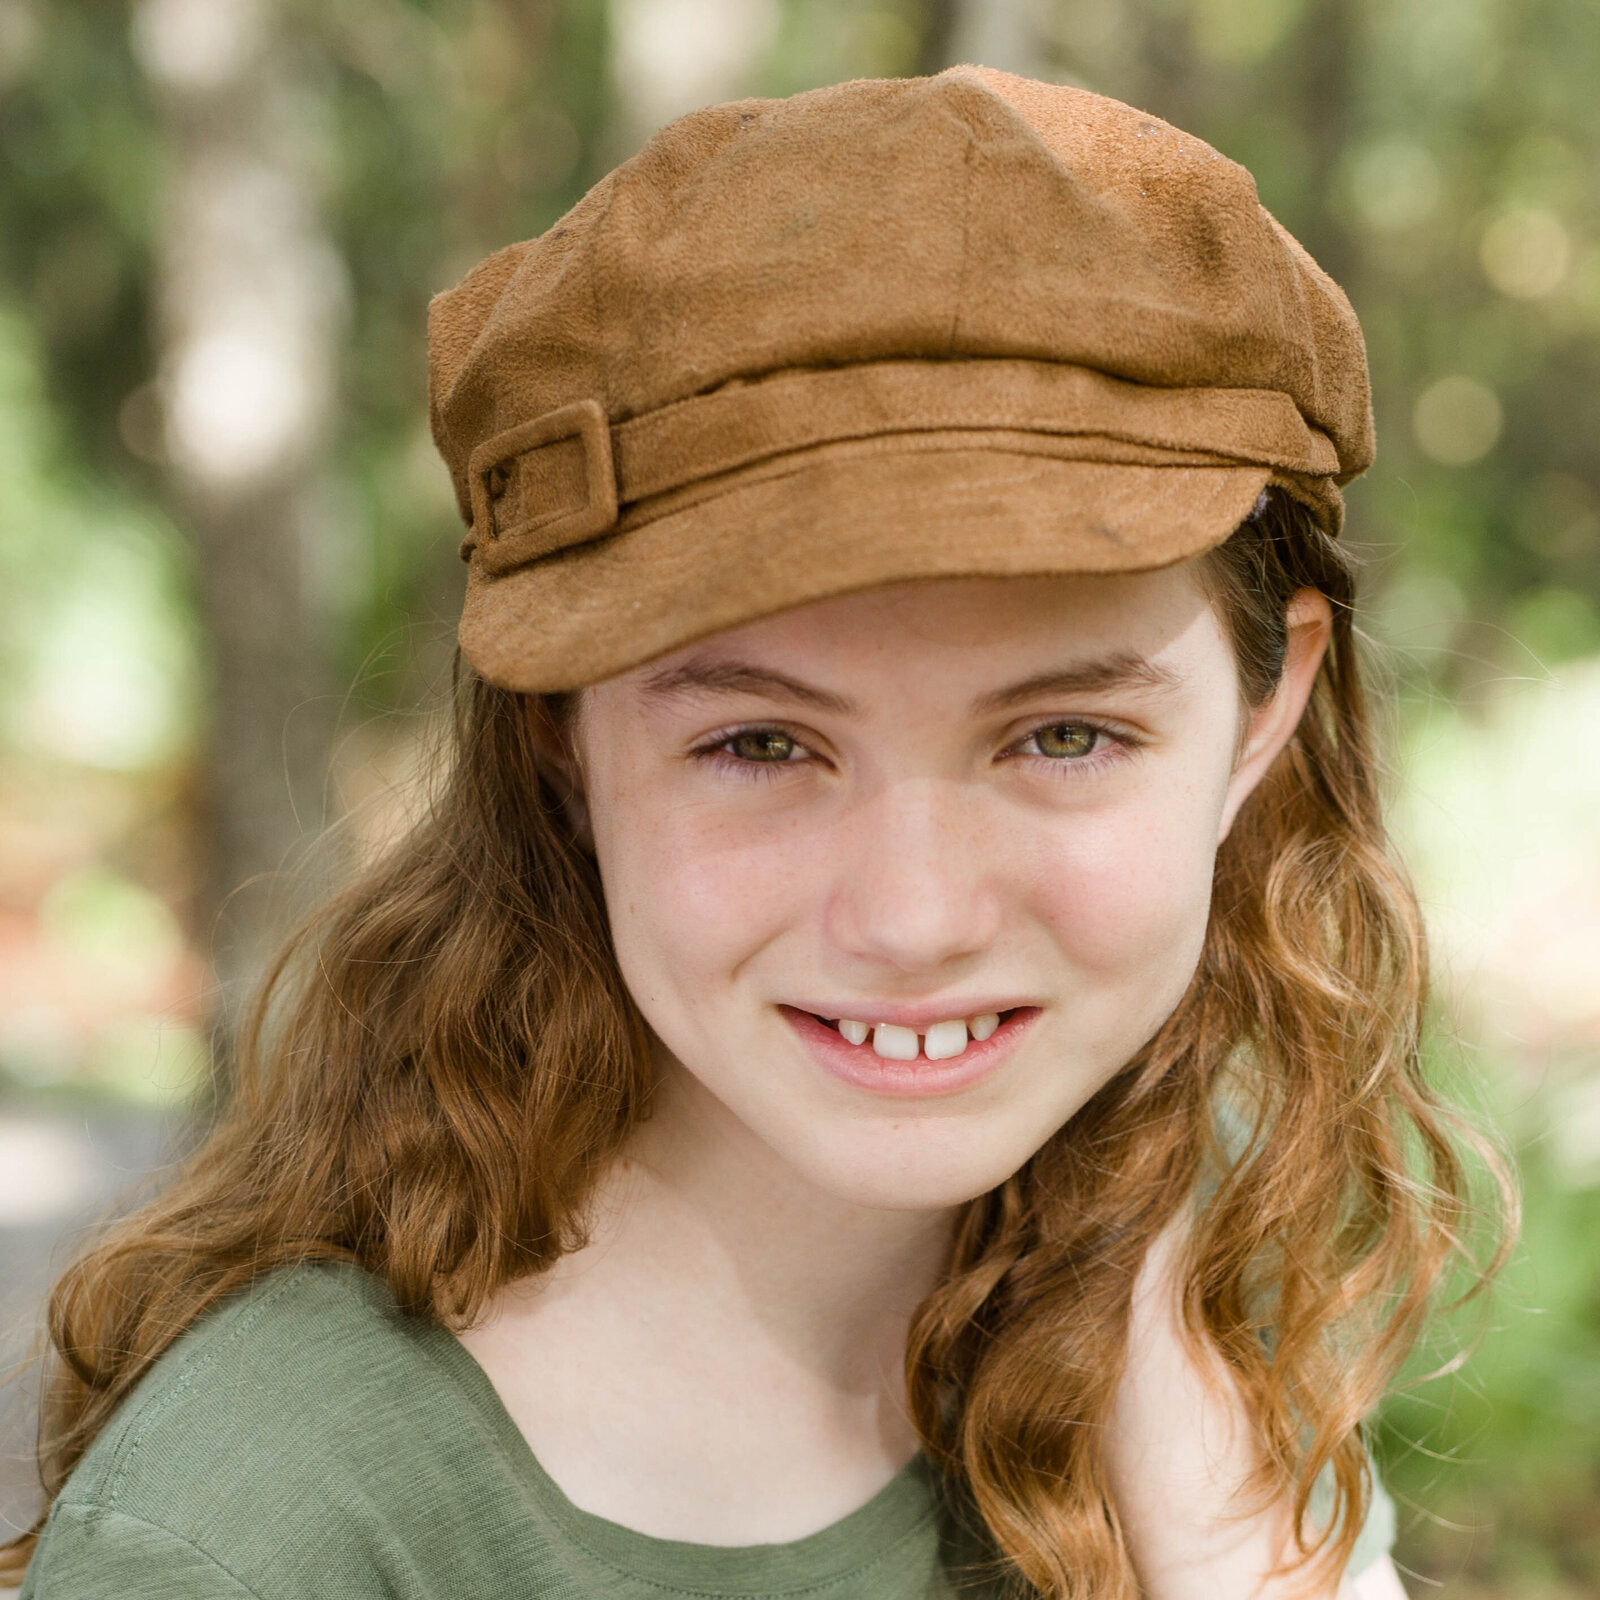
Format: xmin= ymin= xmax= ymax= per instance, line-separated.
xmin=460 ymin=429 xmax=1274 ymax=693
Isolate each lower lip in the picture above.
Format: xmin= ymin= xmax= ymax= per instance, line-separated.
xmin=780 ymin=1005 xmax=1041 ymax=1098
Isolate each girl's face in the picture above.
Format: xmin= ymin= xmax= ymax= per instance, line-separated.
xmin=569 ymin=564 xmax=1323 ymax=1212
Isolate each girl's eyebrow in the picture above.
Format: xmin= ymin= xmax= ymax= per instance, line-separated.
xmin=968 ymin=653 xmax=1183 ymax=714
xmin=637 ymin=660 xmax=857 ymax=713
xmin=638 ymin=651 xmax=1180 ymax=717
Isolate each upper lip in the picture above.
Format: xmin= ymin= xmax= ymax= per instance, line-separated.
xmin=782 ymin=999 xmax=1039 ymax=1030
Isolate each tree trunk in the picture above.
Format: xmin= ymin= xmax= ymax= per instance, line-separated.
xmin=928 ymin=0 xmax=1048 ymax=75
xmin=1292 ymin=0 xmax=1358 ymax=292
xmin=916 ymin=0 xmax=961 ymax=75
xmin=131 ymin=0 xmax=346 ymax=1088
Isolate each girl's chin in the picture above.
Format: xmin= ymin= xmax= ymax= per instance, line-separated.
xmin=770 ymin=1123 xmax=1045 ymax=1213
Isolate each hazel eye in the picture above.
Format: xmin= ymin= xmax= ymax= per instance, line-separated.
xmin=728 ymin=728 xmax=800 ymax=762
xmin=1031 ymin=722 xmax=1099 ymax=759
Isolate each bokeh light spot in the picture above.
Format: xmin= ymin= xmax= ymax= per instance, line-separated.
xmin=131 ymin=0 xmax=264 ymax=91
xmin=0 ymin=1117 xmax=97 ymax=1225
xmin=14 ymin=536 xmax=192 ymax=771
xmin=1413 ymin=375 xmax=1503 ymax=466
xmin=1344 ymin=138 xmax=1443 ymax=233
xmin=611 ymin=0 xmax=779 ymax=135
xmin=167 ymin=326 xmax=312 ymax=486
xmin=1480 ymin=208 xmax=1572 ymax=299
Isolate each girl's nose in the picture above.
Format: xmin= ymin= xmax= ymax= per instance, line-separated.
xmin=822 ymin=779 xmax=1004 ymax=975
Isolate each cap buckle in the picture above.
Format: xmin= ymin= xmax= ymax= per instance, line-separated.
xmin=465 ymin=398 xmax=619 ymax=575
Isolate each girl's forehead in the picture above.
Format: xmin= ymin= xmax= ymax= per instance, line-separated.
xmin=606 ymin=564 xmax=1224 ymax=709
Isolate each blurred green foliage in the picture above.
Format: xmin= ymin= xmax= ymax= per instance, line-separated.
xmin=1 ymin=0 xmax=1597 ymax=1593
xmin=1378 ymin=1066 xmax=1600 ymax=1592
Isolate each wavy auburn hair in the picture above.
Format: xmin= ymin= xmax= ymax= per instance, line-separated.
xmin=3 ymin=490 xmax=1506 ymax=1595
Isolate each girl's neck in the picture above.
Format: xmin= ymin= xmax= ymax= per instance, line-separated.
xmin=455 ymin=1057 xmax=957 ymax=1544
xmin=614 ymin=1058 xmax=956 ymax=1370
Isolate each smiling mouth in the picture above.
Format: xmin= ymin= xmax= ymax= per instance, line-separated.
xmin=806 ymin=1009 xmax=1021 ymax=1062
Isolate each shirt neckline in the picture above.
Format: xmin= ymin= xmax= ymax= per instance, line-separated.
xmin=404 ymin=1285 xmax=940 ymax=1594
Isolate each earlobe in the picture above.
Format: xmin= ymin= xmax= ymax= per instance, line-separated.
xmin=1217 ymin=589 xmax=1334 ymax=843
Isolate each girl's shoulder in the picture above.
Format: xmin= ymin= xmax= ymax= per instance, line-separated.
xmin=53 ymin=1260 xmax=475 ymax=1502
xmin=21 ymin=1261 xmax=567 ymax=1599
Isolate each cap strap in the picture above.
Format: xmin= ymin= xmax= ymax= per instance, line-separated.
xmin=463 ymin=360 xmax=1340 ymax=575
xmin=619 ymin=360 xmax=1340 ymax=500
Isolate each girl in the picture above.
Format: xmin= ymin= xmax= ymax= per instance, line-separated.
xmin=6 ymin=65 xmax=1500 ymax=1599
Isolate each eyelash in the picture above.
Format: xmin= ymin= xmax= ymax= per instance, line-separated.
xmin=688 ymin=719 xmax=1139 ymax=781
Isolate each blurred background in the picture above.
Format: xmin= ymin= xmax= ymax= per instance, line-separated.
xmin=0 ymin=0 xmax=1596 ymax=1592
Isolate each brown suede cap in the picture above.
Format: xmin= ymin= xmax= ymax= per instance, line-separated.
xmin=429 ymin=65 xmax=1373 ymax=693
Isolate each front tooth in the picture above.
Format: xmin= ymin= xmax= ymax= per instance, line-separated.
xmin=872 ymin=1023 xmax=919 ymax=1060
xmin=923 ymin=1019 xmax=969 ymax=1060
xmin=969 ymin=1012 xmax=1001 ymax=1041
xmin=838 ymin=1019 xmax=869 ymax=1046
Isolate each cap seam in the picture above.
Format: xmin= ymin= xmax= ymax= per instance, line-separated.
xmin=946 ymin=109 xmax=979 ymax=356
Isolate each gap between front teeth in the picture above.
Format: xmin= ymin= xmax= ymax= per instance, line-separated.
xmin=834 ymin=1014 xmax=1002 ymax=1061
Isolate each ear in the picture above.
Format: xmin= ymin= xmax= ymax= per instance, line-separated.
xmin=524 ymin=695 xmax=595 ymax=852
xmin=1216 ymin=588 xmax=1333 ymax=843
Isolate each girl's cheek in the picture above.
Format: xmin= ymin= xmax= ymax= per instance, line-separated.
xmin=600 ymin=806 xmax=815 ymax=1002
xmin=1021 ymin=800 xmax=1222 ymax=979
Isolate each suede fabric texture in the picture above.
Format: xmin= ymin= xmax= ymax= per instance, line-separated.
xmin=428 ymin=64 xmax=1374 ymax=694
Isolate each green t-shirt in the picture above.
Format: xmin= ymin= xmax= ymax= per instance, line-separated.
xmin=19 ymin=1262 xmax=1395 ymax=1598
